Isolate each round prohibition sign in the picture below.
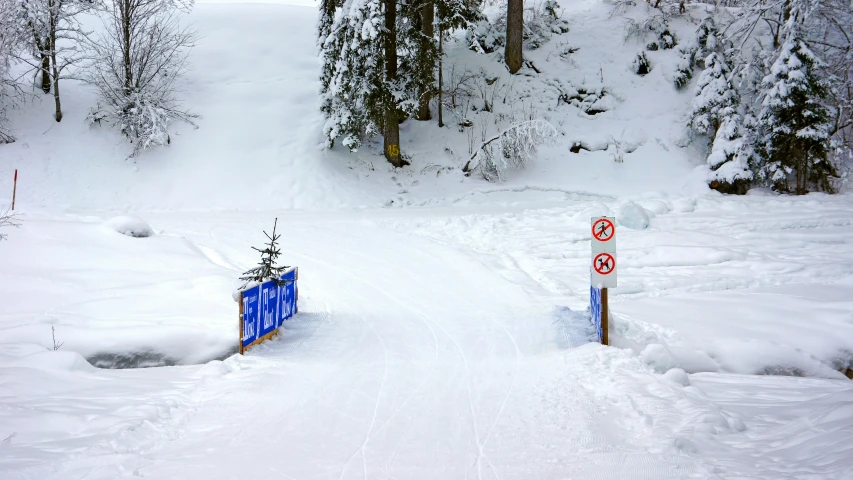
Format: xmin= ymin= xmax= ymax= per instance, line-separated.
xmin=592 ymin=218 xmax=615 ymax=242
xmin=593 ymin=253 xmax=615 ymax=275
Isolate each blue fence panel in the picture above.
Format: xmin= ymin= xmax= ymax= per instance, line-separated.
xmin=590 ymin=286 xmax=602 ymax=343
xmin=241 ymin=284 xmax=261 ymax=349
xmin=257 ymin=281 xmax=279 ymax=340
xmin=279 ymin=268 xmax=298 ymax=323
xmin=241 ymin=267 xmax=299 ymax=352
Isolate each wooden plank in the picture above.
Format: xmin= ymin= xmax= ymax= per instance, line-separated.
xmin=239 ymin=290 xmax=244 ymax=355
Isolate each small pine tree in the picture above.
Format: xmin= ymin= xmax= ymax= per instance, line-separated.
xmin=707 ymin=115 xmax=753 ymax=194
xmin=240 ymin=219 xmax=289 ymax=288
xmin=757 ymin=35 xmax=836 ymax=194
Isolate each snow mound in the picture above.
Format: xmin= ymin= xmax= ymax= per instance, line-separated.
xmin=617 ymin=201 xmax=650 ymax=229
xmin=662 ymin=367 xmax=690 ymax=386
xmin=107 ymin=215 xmax=154 ymax=238
xmin=11 ymin=349 xmax=96 ymax=372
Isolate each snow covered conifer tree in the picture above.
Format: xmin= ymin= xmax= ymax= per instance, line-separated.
xmin=688 ymin=52 xmax=740 ymax=139
xmin=320 ymin=0 xmax=410 ymax=166
xmin=707 ymin=114 xmax=753 ymax=194
xmin=86 ymin=0 xmax=198 ymax=158
xmin=320 ymin=0 xmax=388 ymax=153
xmin=757 ymin=35 xmax=836 ymax=193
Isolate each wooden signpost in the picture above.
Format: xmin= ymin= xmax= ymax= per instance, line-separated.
xmin=591 ymin=217 xmax=616 ymax=345
xmin=11 ymin=169 xmax=17 ymax=210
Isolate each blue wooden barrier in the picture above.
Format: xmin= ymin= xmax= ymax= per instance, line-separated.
xmin=239 ymin=267 xmax=298 ymax=354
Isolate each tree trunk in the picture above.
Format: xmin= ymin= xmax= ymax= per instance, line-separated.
xmin=417 ymin=1 xmax=434 ymax=121
xmin=31 ymin=29 xmax=51 ymax=93
xmin=384 ymin=0 xmax=403 ymax=167
xmin=48 ymin=5 xmax=62 ymax=122
xmin=438 ymin=25 xmax=443 ymax=128
xmin=505 ymin=0 xmax=523 ymax=74
xmin=40 ymin=54 xmax=51 ymax=94
xmin=122 ymin=0 xmax=133 ymax=95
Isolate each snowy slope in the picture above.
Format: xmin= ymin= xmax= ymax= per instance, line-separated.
xmin=0 ymin=0 xmax=718 ymax=211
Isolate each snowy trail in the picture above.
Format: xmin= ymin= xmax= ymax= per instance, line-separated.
xmin=39 ymin=213 xmax=712 ymax=480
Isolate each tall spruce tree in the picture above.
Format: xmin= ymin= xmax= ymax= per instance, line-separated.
xmin=319 ymin=0 xmax=479 ymax=160
xmin=319 ymin=0 xmax=389 ymax=154
xmin=758 ymin=35 xmax=836 ymax=193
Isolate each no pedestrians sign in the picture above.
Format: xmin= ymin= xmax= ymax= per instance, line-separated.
xmin=591 ymin=216 xmax=617 ymax=288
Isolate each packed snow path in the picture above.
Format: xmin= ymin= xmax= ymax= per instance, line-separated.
xmin=51 ymin=215 xmax=701 ymax=480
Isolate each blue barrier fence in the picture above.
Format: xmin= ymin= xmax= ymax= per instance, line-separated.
xmin=240 ymin=267 xmax=298 ymax=353
xmin=590 ymin=286 xmax=603 ymax=343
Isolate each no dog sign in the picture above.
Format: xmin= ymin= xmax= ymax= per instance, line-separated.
xmin=591 ymin=217 xmax=617 ymax=288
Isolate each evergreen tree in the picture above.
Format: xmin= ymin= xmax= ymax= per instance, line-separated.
xmin=758 ymin=35 xmax=836 ymax=193
xmin=319 ymin=0 xmax=389 ymax=153
xmin=707 ymin=114 xmax=753 ymax=194
xmin=240 ymin=218 xmax=289 ymax=287
xmin=673 ymin=18 xmax=720 ymax=90
xmin=688 ymin=52 xmax=740 ymax=138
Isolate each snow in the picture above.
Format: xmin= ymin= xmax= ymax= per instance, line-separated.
xmin=617 ymin=200 xmax=651 ymax=229
xmin=1 ymin=1 xmax=853 ymax=479
xmin=106 ymin=215 xmax=154 ymax=237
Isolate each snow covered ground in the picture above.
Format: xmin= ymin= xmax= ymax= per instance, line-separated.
xmin=3 ymin=197 xmax=853 ymax=479
xmin=2 ymin=0 xmax=853 ymax=479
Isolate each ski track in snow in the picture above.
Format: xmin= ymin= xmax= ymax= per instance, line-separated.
xmin=4 ymin=197 xmax=853 ymax=479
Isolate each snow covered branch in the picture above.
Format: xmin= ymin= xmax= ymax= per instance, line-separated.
xmin=464 ymin=119 xmax=559 ymax=182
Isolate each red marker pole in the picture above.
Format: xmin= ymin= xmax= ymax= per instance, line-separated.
xmin=11 ymin=169 xmax=17 ymax=211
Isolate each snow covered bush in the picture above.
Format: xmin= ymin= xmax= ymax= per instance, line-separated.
xmin=646 ymin=27 xmax=677 ymax=51
xmin=465 ymin=119 xmax=559 ymax=182
xmin=85 ymin=0 xmax=198 ymax=158
xmin=0 ymin=207 xmax=20 ymax=241
xmin=757 ymin=35 xmax=837 ymax=194
xmin=631 ymin=52 xmax=651 ymax=76
xmin=558 ymin=85 xmax=612 ymax=115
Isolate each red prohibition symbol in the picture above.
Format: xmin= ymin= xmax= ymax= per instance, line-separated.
xmin=592 ymin=218 xmax=615 ymax=242
xmin=593 ymin=253 xmax=615 ymax=275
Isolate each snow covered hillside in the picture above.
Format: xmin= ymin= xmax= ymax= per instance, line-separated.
xmin=2 ymin=0 xmax=853 ymax=479
xmin=0 ymin=0 xmax=722 ymax=211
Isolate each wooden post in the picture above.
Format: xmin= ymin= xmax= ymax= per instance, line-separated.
xmin=11 ymin=169 xmax=17 ymax=211
xmin=601 ymin=287 xmax=609 ymax=346
xmin=239 ymin=290 xmax=244 ymax=355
